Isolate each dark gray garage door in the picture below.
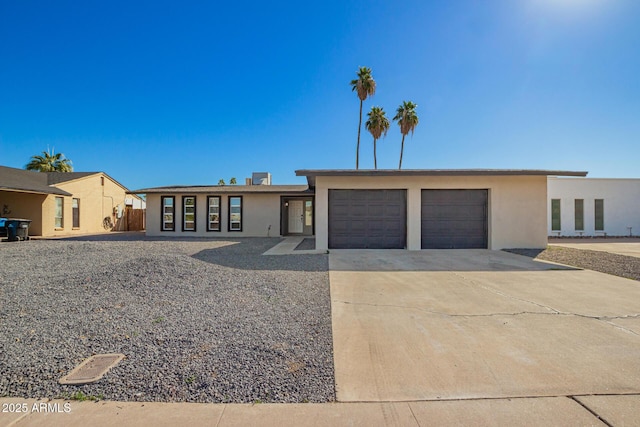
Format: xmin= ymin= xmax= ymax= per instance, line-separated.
xmin=421 ymin=189 xmax=488 ymax=249
xmin=329 ymin=190 xmax=406 ymax=249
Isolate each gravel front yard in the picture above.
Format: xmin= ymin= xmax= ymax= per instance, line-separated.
xmin=505 ymin=246 xmax=640 ymax=281
xmin=0 ymin=236 xmax=334 ymax=403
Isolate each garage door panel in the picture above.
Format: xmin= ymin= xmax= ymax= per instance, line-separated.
xmin=351 ymin=205 xmax=368 ymax=216
xmin=421 ymin=190 xmax=488 ymax=249
xmin=367 ymin=220 xmax=385 ymax=231
xmin=423 ymin=236 xmax=486 ymax=249
xmin=332 ymin=220 xmax=349 ymax=233
xmin=423 ymin=190 xmax=487 ymax=205
xmin=422 ymin=220 xmax=485 ymax=232
xmin=367 ymin=205 xmax=384 ymax=216
xmin=385 ymin=205 xmax=404 ymax=217
xmin=329 ymin=190 xmax=406 ymax=249
xmin=351 ymin=220 xmax=367 ymax=232
xmin=421 ymin=208 xmax=485 ymax=221
xmin=332 ymin=202 xmax=350 ymax=214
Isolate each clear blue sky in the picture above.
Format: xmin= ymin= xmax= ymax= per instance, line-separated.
xmin=1 ymin=0 xmax=638 ymax=190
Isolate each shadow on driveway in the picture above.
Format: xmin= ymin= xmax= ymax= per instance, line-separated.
xmin=328 ymin=249 xmax=579 ymax=272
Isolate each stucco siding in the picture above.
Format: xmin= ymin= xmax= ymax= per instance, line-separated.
xmin=0 ymin=191 xmax=46 ymax=235
xmin=43 ymin=174 xmax=132 ymax=236
xmin=314 ymin=175 xmax=547 ymax=250
xmin=145 ymin=193 xmax=282 ymax=237
xmin=548 ymin=177 xmax=640 ymax=236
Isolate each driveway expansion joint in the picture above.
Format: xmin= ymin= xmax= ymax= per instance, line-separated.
xmin=336 ymin=301 xmax=640 ymax=326
xmin=569 ymin=396 xmax=614 ymax=427
xmin=452 ymin=271 xmax=562 ymax=314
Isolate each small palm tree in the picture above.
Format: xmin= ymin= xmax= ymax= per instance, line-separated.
xmin=350 ymin=66 xmax=376 ymax=169
xmin=393 ymin=101 xmax=419 ymax=169
xmin=229 ymin=177 xmax=237 ymax=185
xmin=218 ymin=179 xmax=225 ymax=185
xmin=365 ymin=106 xmax=390 ymax=170
xmin=25 ymin=148 xmax=73 ymax=172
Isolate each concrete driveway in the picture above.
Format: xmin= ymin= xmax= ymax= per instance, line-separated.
xmin=549 ymin=238 xmax=640 ymax=258
xmin=329 ymin=250 xmax=640 ymax=403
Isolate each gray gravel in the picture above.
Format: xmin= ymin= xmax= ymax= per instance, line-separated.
xmin=0 ymin=236 xmax=334 ymax=403
xmin=505 ymin=246 xmax=640 ymax=281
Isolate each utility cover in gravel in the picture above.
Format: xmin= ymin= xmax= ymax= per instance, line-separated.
xmin=59 ymin=354 xmax=125 ymax=385
xmin=0 ymin=236 xmax=335 ymax=403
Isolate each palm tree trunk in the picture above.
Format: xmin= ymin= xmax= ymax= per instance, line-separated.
xmin=356 ymin=100 xmax=363 ymax=169
xmin=374 ymin=138 xmax=377 ymax=169
xmin=398 ymin=134 xmax=406 ymax=169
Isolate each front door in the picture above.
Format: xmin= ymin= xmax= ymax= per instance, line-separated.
xmin=288 ymin=200 xmax=304 ymax=233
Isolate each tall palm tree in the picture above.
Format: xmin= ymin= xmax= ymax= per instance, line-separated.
xmin=25 ymin=148 xmax=73 ymax=172
xmin=365 ymin=106 xmax=390 ymax=170
xmin=393 ymin=101 xmax=419 ymax=169
xmin=350 ymin=66 xmax=376 ymax=169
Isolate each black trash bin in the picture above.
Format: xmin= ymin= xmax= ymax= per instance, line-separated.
xmin=4 ymin=218 xmax=32 ymax=241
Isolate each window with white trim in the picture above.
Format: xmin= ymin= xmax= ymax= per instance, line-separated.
xmin=161 ymin=196 xmax=175 ymax=231
xmin=55 ymin=197 xmax=64 ymax=228
xmin=183 ymin=196 xmax=196 ymax=231
xmin=207 ymin=196 xmax=220 ymax=231
xmin=229 ymin=196 xmax=242 ymax=231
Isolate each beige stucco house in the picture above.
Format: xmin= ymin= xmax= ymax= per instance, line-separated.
xmin=136 ymin=182 xmax=314 ymax=238
xmin=0 ymin=165 xmax=144 ymax=237
xmin=134 ymin=169 xmax=587 ymax=250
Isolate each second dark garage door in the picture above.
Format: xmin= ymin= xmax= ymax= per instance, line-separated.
xmin=421 ymin=189 xmax=488 ymax=249
xmin=329 ymin=189 xmax=406 ymax=249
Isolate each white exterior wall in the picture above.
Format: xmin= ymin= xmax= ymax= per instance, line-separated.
xmin=145 ymin=193 xmax=282 ymax=237
xmin=315 ymin=175 xmax=548 ymax=251
xmin=547 ymin=177 xmax=640 ymax=237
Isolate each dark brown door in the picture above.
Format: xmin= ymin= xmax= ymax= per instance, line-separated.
xmin=421 ymin=189 xmax=487 ymax=249
xmin=329 ymin=190 xmax=406 ymax=249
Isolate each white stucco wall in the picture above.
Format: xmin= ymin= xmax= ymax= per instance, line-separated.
xmin=547 ymin=177 xmax=640 ymax=237
xmin=314 ymin=175 xmax=548 ymax=251
xmin=145 ymin=193 xmax=282 ymax=237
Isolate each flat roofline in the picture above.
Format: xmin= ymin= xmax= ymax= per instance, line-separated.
xmin=296 ymin=169 xmax=588 ymax=188
xmin=128 ymin=184 xmax=311 ymax=194
xmin=295 ymin=169 xmax=588 ymax=177
xmin=549 ymin=176 xmax=639 ymax=181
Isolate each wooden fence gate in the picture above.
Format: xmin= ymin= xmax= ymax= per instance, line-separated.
xmin=125 ymin=207 xmax=146 ymax=231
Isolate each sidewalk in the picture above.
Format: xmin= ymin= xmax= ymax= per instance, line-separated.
xmin=3 ymin=395 xmax=636 ymax=426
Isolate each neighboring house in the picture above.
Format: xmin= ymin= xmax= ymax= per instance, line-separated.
xmin=0 ymin=165 xmax=145 ymax=236
xmin=548 ymin=177 xmax=640 ymax=237
xmin=133 ymin=169 xmax=586 ymax=250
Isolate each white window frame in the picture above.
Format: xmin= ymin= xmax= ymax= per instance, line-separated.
xmin=55 ymin=197 xmax=64 ymax=229
xmin=161 ymin=196 xmax=175 ymax=231
xmin=207 ymin=196 xmax=220 ymax=231
xmin=183 ymin=196 xmax=196 ymax=231
xmin=228 ymin=196 xmax=242 ymax=231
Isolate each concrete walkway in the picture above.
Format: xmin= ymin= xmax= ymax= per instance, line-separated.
xmin=4 ymin=396 xmax=638 ymax=426
xmin=262 ymin=236 xmax=323 ymax=255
